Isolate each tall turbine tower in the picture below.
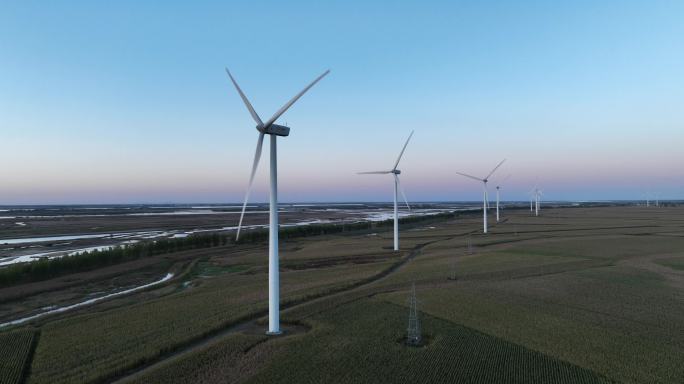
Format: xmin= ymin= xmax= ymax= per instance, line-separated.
xmin=455 ymin=159 xmax=506 ymax=234
xmin=494 ymin=174 xmax=510 ymax=223
xmin=228 ymin=68 xmax=329 ymax=335
xmin=358 ymin=131 xmax=414 ymax=251
xmin=534 ymin=188 xmax=543 ymax=216
xmin=530 ymin=194 xmax=534 ymax=212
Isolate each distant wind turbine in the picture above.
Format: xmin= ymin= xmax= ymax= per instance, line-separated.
xmin=494 ymin=174 xmax=511 ymax=222
xmin=530 ymin=194 xmax=534 ymax=212
xmin=455 ymin=159 xmax=506 ymax=234
xmin=534 ymin=187 xmax=543 ymax=216
xmin=358 ymin=131 xmax=414 ymax=251
xmin=644 ymin=191 xmax=657 ymax=207
xmin=227 ymin=68 xmax=329 ymax=335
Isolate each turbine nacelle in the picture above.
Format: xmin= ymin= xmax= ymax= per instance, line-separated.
xmin=392 ymin=169 xmax=401 ymax=175
xmin=258 ymin=124 xmax=290 ymax=137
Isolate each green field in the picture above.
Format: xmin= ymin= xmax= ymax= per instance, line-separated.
xmin=1 ymin=206 xmax=683 ymax=383
xmin=247 ymin=300 xmax=612 ymax=384
xmin=0 ymin=329 xmax=36 ymax=384
xmin=655 ymin=256 xmax=684 ymax=271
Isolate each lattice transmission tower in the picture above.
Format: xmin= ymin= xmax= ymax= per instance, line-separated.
xmin=406 ymin=283 xmax=421 ymax=346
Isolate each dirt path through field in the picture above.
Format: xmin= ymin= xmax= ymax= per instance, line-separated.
xmin=112 ymin=217 xmax=614 ymax=384
xmin=114 ymin=212 xmax=627 ymax=384
xmin=111 ymin=224 xmax=480 ymax=384
xmin=113 ymin=216 xmax=590 ymax=384
xmin=619 ymin=253 xmax=684 ymax=290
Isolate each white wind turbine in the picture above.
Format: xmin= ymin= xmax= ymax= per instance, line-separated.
xmin=494 ymin=174 xmax=511 ymax=223
xmin=358 ymin=131 xmax=414 ymax=251
xmin=227 ymin=68 xmax=329 ymax=335
xmin=530 ymin=193 xmax=534 ymax=212
xmin=533 ymin=187 xmax=543 ymax=216
xmin=455 ymin=159 xmax=506 ymax=234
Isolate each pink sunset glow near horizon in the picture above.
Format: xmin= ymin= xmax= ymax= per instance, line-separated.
xmin=1 ymin=1 xmax=683 ymax=204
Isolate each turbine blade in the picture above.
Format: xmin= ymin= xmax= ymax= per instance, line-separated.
xmin=236 ymin=132 xmax=265 ymax=241
xmin=357 ymin=171 xmax=392 ymax=174
xmin=225 ymin=68 xmax=263 ymax=126
xmin=393 ymin=130 xmax=414 ymax=170
xmin=485 ymin=159 xmax=506 ymax=180
xmin=455 ymin=171 xmax=483 ymax=182
xmin=262 ymin=69 xmax=330 ymax=129
xmin=396 ymin=175 xmax=411 ymax=210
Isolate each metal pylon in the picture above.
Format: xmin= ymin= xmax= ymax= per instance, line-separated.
xmin=407 ymin=283 xmax=421 ymax=346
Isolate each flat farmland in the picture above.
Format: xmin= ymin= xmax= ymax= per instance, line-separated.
xmin=0 ymin=206 xmax=682 ymax=383
xmin=0 ymin=329 xmax=36 ymax=384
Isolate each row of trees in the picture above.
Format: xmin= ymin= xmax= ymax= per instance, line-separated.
xmin=0 ymin=233 xmax=228 ymax=287
xmin=0 ymin=212 xmax=458 ymax=288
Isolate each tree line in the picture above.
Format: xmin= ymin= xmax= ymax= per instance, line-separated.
xmin=0 ymin=212 xmax=458 ymax=288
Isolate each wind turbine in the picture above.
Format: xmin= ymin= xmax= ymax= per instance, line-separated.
xmin=228 ymin=68 xmax=329 ymax=335
xmin=494 ymin=174 xmax=510 ymax=222
xmin=643 ymin=191 xmax=658 ymax=207
xmin=455 ymin=159 xmax=506 ymax=234
xmin=358 ymin=131 xmax=414 ymax=251
xmin=530 ymin=193 xmax=534 ymax=212
xmin=534 ymin=188 xmax=543 ymax=216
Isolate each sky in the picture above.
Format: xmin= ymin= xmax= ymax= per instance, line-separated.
xmin=1 ymin=0 xmax=683 ymax=204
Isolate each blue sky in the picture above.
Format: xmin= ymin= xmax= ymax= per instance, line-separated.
xmin=1 ymin=0 xmax=683 ymax=204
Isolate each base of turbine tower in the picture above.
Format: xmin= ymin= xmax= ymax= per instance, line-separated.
xmin=266 ymin=330 xmax=282 ymax=336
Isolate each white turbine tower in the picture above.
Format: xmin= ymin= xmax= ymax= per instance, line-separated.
xmin=530 ymin=194 xmax=534 ymax=212
xmin=494 ymin=174 xmax=510 ymax=223
xmin=455 ymin=159 xmax=506 ymax=234
xmin=534 ymin=188 xmax=543 ymax=216
xmin=358 ymin=131 xmax=414 ymax=251
xmin=228 ymin=68 xmax=329 ymax=335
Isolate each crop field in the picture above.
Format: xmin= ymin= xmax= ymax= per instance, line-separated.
xmin=27 ymin=258 xmax=396 ymax=384
xmin=0 ymin=329 xmax=36 ymax=384
xmin=247 ymin=300 xmax=612 ymax=384
xmin=655 ymin=256 xmax=684 ymax=271
xmin=126 ymin=299 xmax=612 ymax=384
xmin=126 ymin=333 xmax=272 ymax=384
xmin=0 ymin=206 xmax=683 ymax=383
